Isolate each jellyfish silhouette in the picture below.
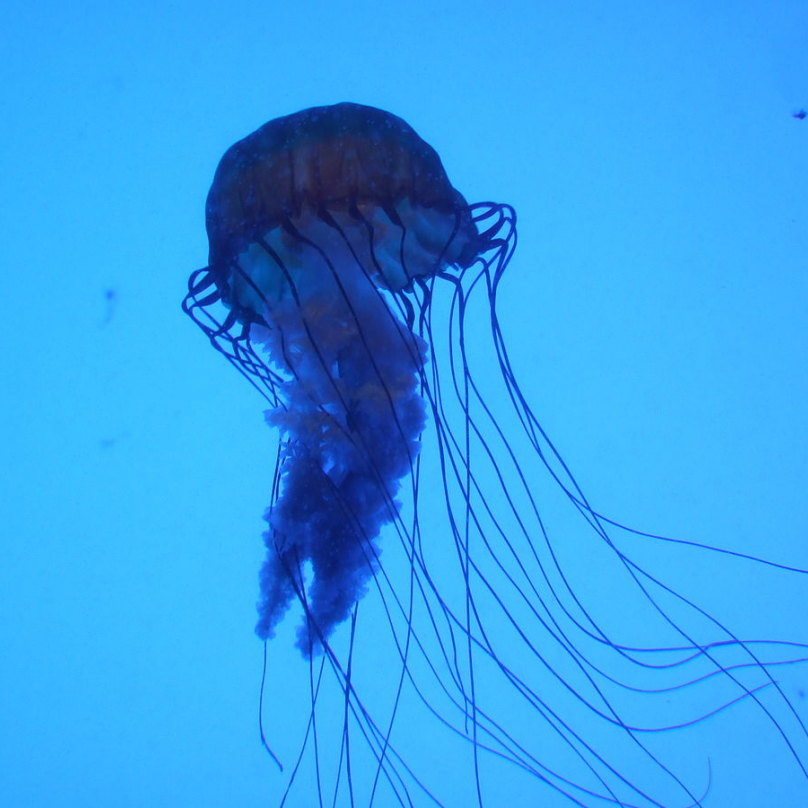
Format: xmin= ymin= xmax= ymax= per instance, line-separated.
xmin=183 ymin=103 xmax=808 ymax=807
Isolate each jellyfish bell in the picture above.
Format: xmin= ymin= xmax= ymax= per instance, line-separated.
xmin=183 ymin=103 xmax=808 ymax=806
xmin=205 ymin=102 xmax=480 ymax=310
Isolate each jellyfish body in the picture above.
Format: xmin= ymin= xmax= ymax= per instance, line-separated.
xmin=201 ymin=103 xmax=479 ymax=652
xmin=184 ymin=103 xmax=808 ymax=806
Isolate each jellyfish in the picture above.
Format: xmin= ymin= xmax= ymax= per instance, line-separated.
xmin=183 ymin=103 xmax=808 ymax=807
